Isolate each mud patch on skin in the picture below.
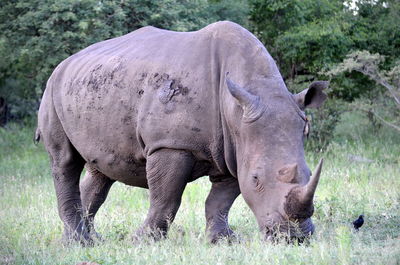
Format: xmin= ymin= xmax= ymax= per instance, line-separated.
xmin=158 ymin=78 xmax=189 ymax=104
xmin=86 ymin=56 xmax=127 ymax=92
xmin=158 ymin=80 xmax=175 ymax=104
xmin=149 ymin=73 xmax=170 ymax=89
xmin=131 ymin=72 xmax=191 ymax=106
xmin=67 ymin=56 xmax=128 ymax=113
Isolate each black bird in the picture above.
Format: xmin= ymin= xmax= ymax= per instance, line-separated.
xmin=353 ymin=215 xmax=364 ymax=231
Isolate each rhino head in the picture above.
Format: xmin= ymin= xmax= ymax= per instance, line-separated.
xmin=225 ymin=76 xmax=328 ymax=241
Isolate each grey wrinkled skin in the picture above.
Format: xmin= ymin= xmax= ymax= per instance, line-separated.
xmin=37 ymin=21 xmax=328 ymax=245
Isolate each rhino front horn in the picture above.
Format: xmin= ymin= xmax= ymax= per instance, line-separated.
xmin=225 ymin=76 xmax=266 ymax=123
xmin=301 ymin=158 xmax=323 ymax=203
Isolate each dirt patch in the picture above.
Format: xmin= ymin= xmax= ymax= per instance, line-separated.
xmin=86 ymin=56 xmax=127 ymax=92
xmin=151 ymin=74 xmax=189 ymax=104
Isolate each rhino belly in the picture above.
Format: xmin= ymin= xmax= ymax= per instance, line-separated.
xmin=65 ymin=111 xmax=147 ymax=187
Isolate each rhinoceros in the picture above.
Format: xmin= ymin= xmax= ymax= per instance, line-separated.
xmin=37 ymin=21 xmax=327 ymax=244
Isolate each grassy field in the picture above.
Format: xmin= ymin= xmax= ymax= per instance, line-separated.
xmin=0 ymin=114 xmax=399 ymax=265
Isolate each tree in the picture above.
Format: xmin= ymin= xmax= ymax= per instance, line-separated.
xmin=249 ymin=0 xmax=350 ymax=79
xmin=326 ymin=50 xmax=400 ymax=133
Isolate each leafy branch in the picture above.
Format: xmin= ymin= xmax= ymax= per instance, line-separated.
xmin=325 ymin=50 xmax=400 ymax=133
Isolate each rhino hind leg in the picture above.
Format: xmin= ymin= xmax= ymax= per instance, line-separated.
xmin=80 ymin=165 xmax=115 ymax=241
xmin=205 ymin=176 xmax=241 ymax=243
xmin=40 ymin=113 xmax=88 ymax=245
xmin=133 ymin=149 xmax=194 ymax=242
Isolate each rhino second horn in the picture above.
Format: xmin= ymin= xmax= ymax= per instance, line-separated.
xmin=301 ymin=158 xmax=323 ymax=203
xmin=226 ymin=77 xmax=266 ymax=123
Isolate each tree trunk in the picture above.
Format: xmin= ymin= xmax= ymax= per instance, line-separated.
xmin=0 ymin=97 xmax=8 ymax=127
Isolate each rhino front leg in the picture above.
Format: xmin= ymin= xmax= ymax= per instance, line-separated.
xmin=80 ymin=165 xmax=115 ymax=241
xmin=205 ymin=176 xmax=241 ymax=243
xmin=134 ymin=149 xmax=194 ymax=242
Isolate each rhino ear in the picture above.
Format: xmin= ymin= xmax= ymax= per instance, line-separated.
xmin=226 ymin=76 xmax=266 ymax=123
xmin=295 ymin=81 xmax=328 ymax=110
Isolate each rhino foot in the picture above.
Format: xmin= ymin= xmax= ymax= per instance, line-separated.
xmin=61 ymin=228 xmax=94 ymax=247
xmin=89 ymin=230 xmax=104 ymax=242
xmin=131 ymin=227 xmax=167 ymax=244
xmin=60 ymin=224 xmax=105 ymax=247
xmin=208 ymin=228 xmax=240 ymax=244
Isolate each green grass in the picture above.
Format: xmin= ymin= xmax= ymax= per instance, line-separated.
xmin=0 ymin=117 xmax=399 ymax=265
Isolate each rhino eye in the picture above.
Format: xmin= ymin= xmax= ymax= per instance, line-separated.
xmin=252 ymin=174 xmax=264 ymax=192
xmin=252 ymin=174 xmax=259 ymax=185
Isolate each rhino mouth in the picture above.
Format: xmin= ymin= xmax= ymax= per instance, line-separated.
xmin=263 ymin=218 xmax=314 ymax=243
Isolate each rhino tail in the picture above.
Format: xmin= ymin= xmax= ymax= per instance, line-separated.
xmin=34 ymin=127 xmax=41 ymax=145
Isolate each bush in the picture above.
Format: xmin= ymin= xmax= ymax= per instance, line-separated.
xmin=305 ymin=99 xmax=347 ymax=152
xmin=325 ymin=50 xmax=400 ymax=134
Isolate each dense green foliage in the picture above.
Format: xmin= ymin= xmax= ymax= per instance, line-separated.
xmin=249 ymin=0 xmax=400 ymax=81
xmin=250 ymin=0 xmax=351 ymax=78
xmin=1 ymin=114 xmax=399 ymax=264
